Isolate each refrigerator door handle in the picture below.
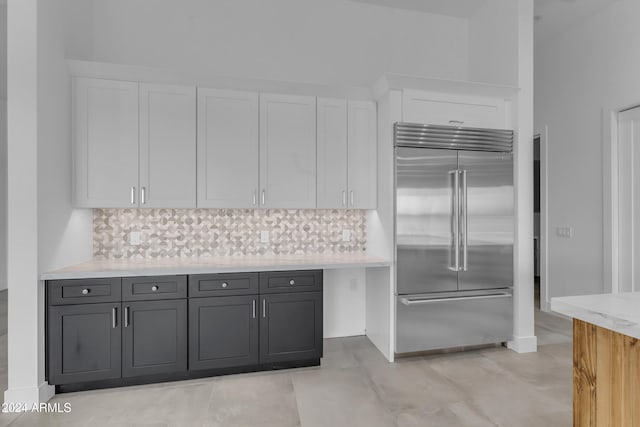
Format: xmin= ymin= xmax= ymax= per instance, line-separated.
xmin=400 ymin=292 xmax=512 ymax=306
xmin=461 ymin=169 xmax=468 ymax=271
xmin=448 ymin=170 xmax=460 ymax=271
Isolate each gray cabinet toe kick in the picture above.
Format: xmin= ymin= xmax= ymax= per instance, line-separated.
xmin=46 ymin=270 xmax=323 ymax=392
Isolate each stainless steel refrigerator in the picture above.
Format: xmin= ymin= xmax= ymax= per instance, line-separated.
xmin=394 ymin=123 xmax=514 ymax=354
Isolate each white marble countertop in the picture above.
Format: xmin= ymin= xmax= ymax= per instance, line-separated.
xmin=41 ymin=253 xmax=391 ymax=280
xmin=551 ymin=292 xmax=640 ymax=339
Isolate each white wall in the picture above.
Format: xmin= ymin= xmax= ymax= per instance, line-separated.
xmin=5 ymin=0 xmax=93 ymax=406
xmin=468 ymin=0 xmax=519 ymax=86
xmin=86 ymin=0 xmax=469 ymax=86
xmin=534 ymin=0 xmax=640 ymax=300
xmin=0 ymin=4 xmax=6 ymax=291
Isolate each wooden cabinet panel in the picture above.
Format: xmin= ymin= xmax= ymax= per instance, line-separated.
xmin=197 ymin=89 xmax=259 ymax=208
xmin=73 ymin=78 xmax=139 ymax=207
xmin=122 ymin=299 xmax=187 ymax=378
xmin=260 ymin=93 xmax=317 ymax=208
xmin=347 ymin=100 xmax=377 ymax=209
xmin=139 ymin=83 xmax=196 ymax=208
xmin=48 ymin=302 xmax=121 ymax=384
xmin=573 ymin=319 xmax=640 ymax=427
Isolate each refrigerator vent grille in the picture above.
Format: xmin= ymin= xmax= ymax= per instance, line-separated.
xmin=394 ymin=122 xmax=513 ymax=152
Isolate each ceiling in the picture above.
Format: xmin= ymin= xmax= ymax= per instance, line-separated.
xmin=349 ymin=0 xmax=618 ymax=46
xmin=534 ymin=0 xmax=618 ymax=46
xmin=348 ymin=0 xmax=486 ymax=18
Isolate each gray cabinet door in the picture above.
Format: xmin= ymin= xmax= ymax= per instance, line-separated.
xmin=260 ymin=292 xmax=323 ymax=364
xmin=197 ymin=89 xmax=259 ymax=208
xmin=139 ymin=83 xmax=197 ymax=208
xmin=73 ymin=77 xmax=139 ymax=208
xmin=189 ymin=295 xmax=259 ymax=370
xmin=122 ymin=300 xmax=187 ymax=378
xmin=259 ymin=93 xmax=317 ymax=208
xmin=48 ymin=302 xmax=121 ymax=385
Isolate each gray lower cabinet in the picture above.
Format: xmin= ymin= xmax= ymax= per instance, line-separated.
xmin=189 ymin=295 xmax=259 ymax=370
xmin=260 ymin=292 xmax=323 ymax=364
xmin=48 ymin=302 xmax=122 ymax=385
xmin=122 ymin=299 xmax=188 ymax=377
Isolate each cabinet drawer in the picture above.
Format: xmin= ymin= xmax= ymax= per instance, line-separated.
xmin=122 ymin=276 xmax=187 ymax=301
xmin=189 ymin=273 xmax=259 ymax=297
xmin=259 ymin=270 xmax=322 ymax=294
xmin=402 ymin=90 xmax=508 ymax=129
xmin=48 ymin=278 xmax=121 ymax=305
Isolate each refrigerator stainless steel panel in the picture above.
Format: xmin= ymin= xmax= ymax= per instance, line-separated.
xmin=396 ymin=289 xmax=513 ymax=353
xmin=396 ymin=147 xmax=458 ymax=295
xmin=457 ymin=151 xmax=514 ymax=291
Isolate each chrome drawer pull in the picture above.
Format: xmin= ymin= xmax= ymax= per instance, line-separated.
xmin=151 ymin=285 xmax=159 ymax=292
xmin=289 ymin=280 xmax=295 ymax=285
xmin=221 ymin=282 xmax=228 ymax=288
xmin=82 ymin=289 xmax=90 ymax=295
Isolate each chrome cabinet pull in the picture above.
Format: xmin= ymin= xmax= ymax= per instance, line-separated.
xmin=289 ymin=279 xmax=295 ymax=286
xmin=252 ymin=300 xmax=256 ymax=319
xmin=261 ymin=189 xmax=266 ymax=206
xmin=461 ymin=169 xmax=468 ymax=272
xmin=124 ymin=306 xmax=130 ymax=327
xmin=131 ymin=186 xmax=136 ymax=205
xmin=449 ymin=170 xmax=460 ymax=271
xmin=112 ymin=307 xmax=117 ymax=328
xmin=342 ymin=190 xmax=347 ymax=207
xmin=151 ymin=285 xmax=158 ymax=292
xmin=262 ymin=299 xmax=266 ymax=318
xmin=350 ymin=190 xmax=354 ymax=207
xmin=221 ymin=282 xmax=228 ymax=288
xmin=253 ymin=190 xmax=257 ymax=206
xmin=449 ymin=120 xmax=464 ymax=125
xmin=81 ymin=288 xmax=90 ymax=295
xmin=141 ymin=187 xmax=146 ymax=205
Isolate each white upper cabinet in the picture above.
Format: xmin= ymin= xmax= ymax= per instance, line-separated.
xmin=316 ymin=99 xmax=377 ymax=209
xmin=197 ymin=89 xmax=259 ymax=208
xmin=317 ymin=98 xmax=348 ymax=208
xmin=139 ymin=83 xmax=196 ymax=208
xmin=402 ymin=90 xmax=508 ymax=129
xmin=259 ymin=94 xmax=317 ymax=208
xmin=73 ymin=78 xmax=196 ymax=208
xmin=347 ymin=100 xmax=377 ymax=209
xmin=73 ymin=78 xmax=139 ymax=208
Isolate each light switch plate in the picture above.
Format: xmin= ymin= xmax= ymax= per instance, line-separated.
xmin=260 ymin=230 xmax=269 ymax=243
xmin=129 ymin=231 xmax=141 ymax=245
xmin=556 ymin=227 xmax=573 ymax=238
xmin=342 ymin=229 xmax=351 ymax=242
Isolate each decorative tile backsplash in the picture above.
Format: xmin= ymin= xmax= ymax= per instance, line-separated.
xmin=93 ymin=209 xmax=366 ymax=259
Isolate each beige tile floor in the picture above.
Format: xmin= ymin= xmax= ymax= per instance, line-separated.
xmin=0 ymin=288 xmax=574 ymax=427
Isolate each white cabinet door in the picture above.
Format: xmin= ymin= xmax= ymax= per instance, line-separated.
xmin=259 ymin=94 xmax=316 ymax=208
xmin=197 ymin=89 xmax=259 ymax=208
xmin=347 ymin=100 xmax=377 ymax=209
xmin=317 ymin=98 xmax=348 ymax=209
xmin=73 ymin=78 xmax=139 ymax=207
xmin=139 ymin=83 xmax=196 ymax=208
xmin=402 ymin=90 xmax=508 ymax=129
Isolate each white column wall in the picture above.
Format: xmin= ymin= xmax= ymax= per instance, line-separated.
xmin=4 ymin=0 xmax=53 ymax=405
xmin=507 ymin=0 xmax=537 ymax=353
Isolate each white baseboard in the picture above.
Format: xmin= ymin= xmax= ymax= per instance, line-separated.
xmin=3 ymin=383 xmax=55 ymax=410
xmin=540 ymin=299 xmax=551 ymax=312
xmin=507 ymin=335 xmax=538 ymax=353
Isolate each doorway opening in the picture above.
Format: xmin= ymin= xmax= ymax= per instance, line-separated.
xmin=533 ymin=135 xmax=541 ymax=308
